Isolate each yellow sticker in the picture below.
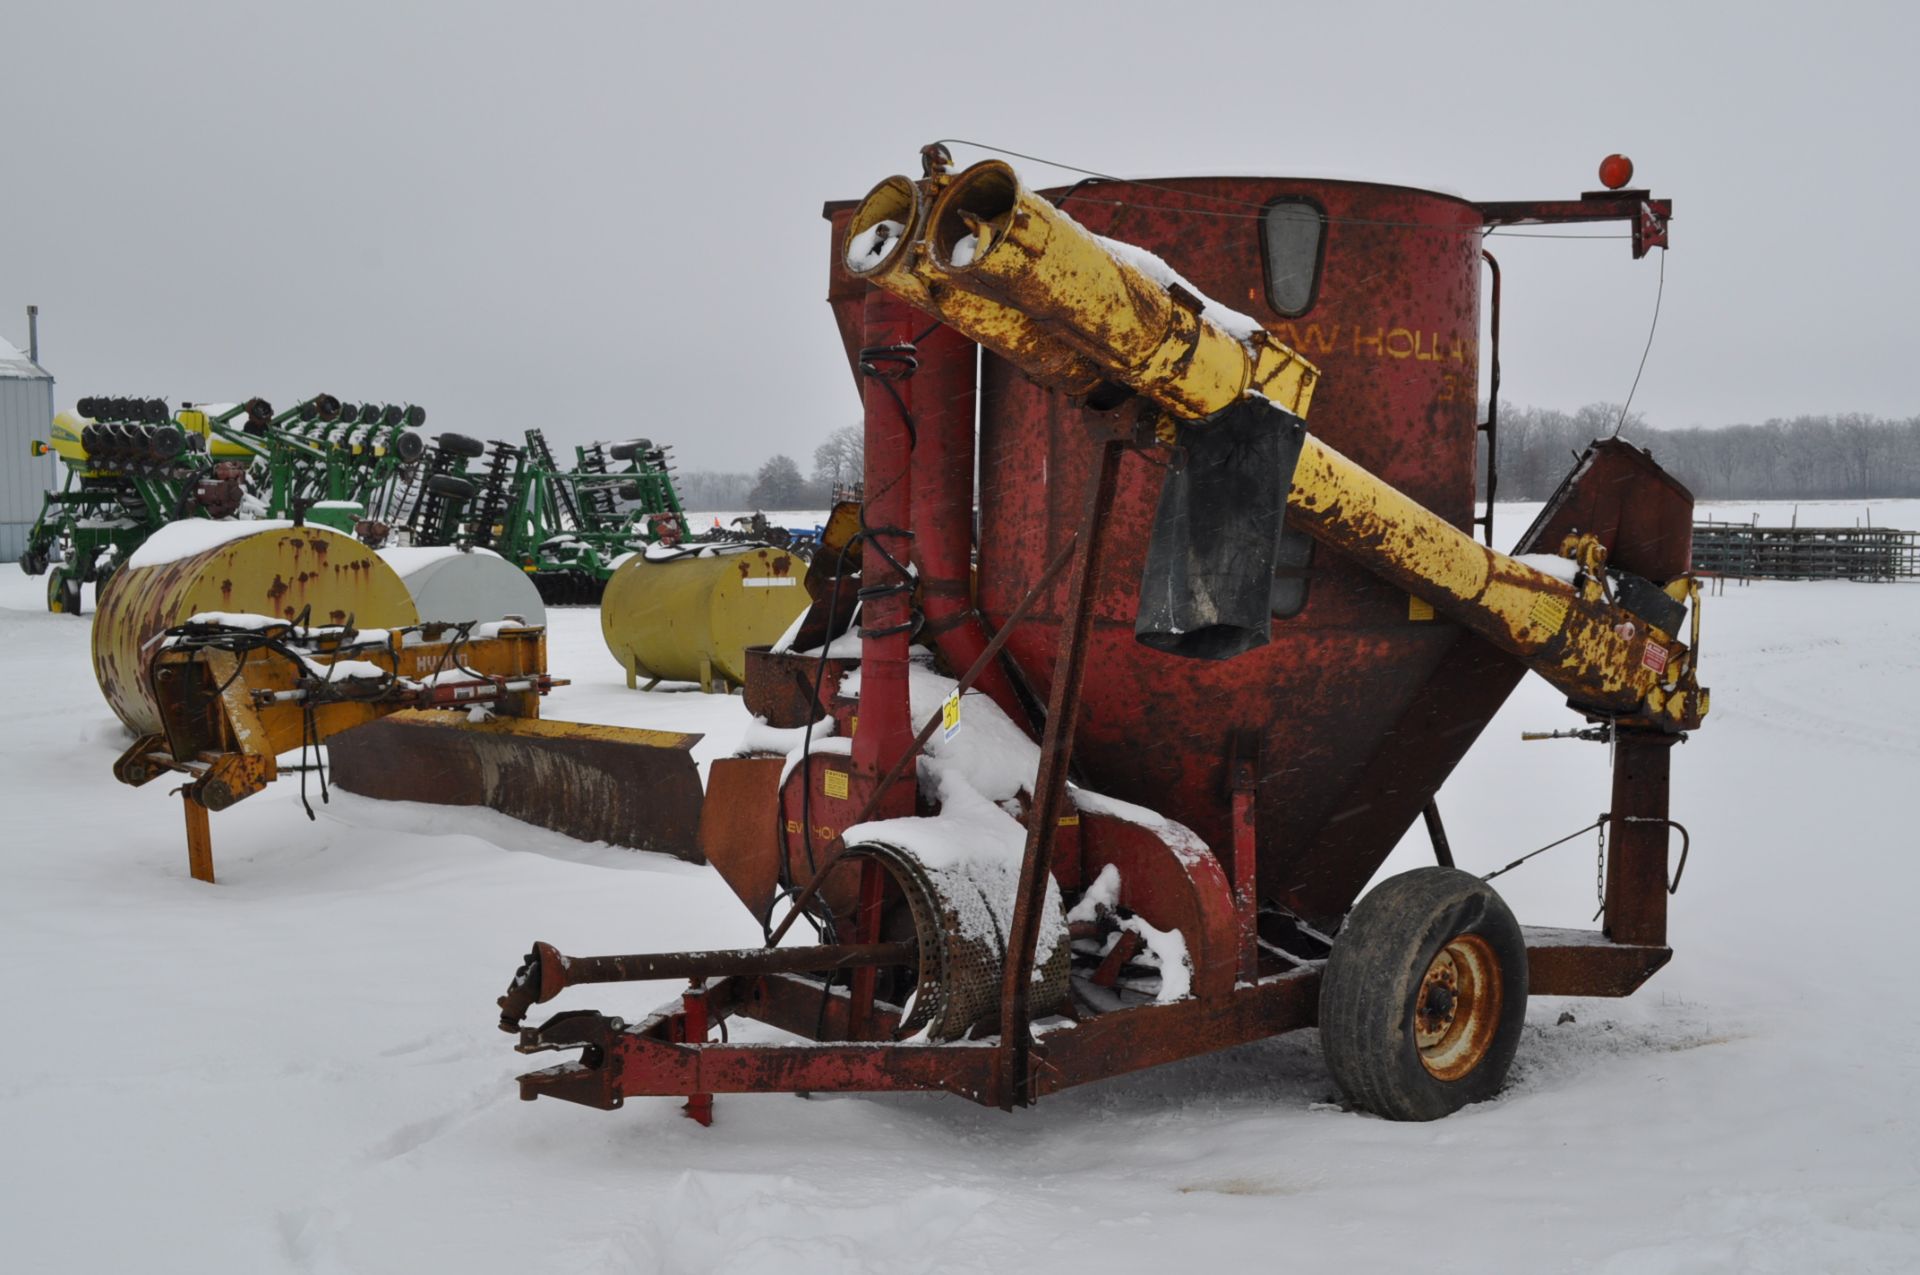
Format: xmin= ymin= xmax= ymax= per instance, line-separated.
xmin=941 ymin=690 xmax=962 ymax=740
xmin=1528 ymin=593 xmax=1570 ymax=635
xmin=1057 ymin=814 xmax=1080 ymax=827
xmin=1408 ymin=595 xmax=1435 ymax=621
xmin=823 ymin=769 xmax=849 ymax=800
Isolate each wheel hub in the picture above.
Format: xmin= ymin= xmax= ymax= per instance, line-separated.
xmin=1414 ymin=934 xmax=1503 ymax=1082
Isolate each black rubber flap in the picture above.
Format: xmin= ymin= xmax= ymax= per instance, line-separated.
xmin=1613 ymin=570 xmax=1688 ymax=635
xmin=1134 ymin=396 xmax=1308 ymax=660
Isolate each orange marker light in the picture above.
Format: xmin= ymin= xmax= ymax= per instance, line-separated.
xmin=1599 ymin=154 xmax=1635 ymax=190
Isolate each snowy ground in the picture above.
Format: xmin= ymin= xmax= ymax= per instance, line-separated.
xmin=2 ymin=503 xmax=1917 ymax=1273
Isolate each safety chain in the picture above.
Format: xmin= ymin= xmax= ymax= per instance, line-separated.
xmin=1480 ymin=811 xmax=1691 ymax=919
xmin=1480 ymin=812 xmax=1610 ymax=886
xmin=1594 ymin=816 xmax=1608 ymax=920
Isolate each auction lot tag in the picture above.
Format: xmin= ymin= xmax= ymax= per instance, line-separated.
xmin=941 ymin=690 xmax=962 ymax=741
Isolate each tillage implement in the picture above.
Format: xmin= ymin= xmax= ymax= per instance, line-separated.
xmin=22 ymin=394 xmax=430 ymax=613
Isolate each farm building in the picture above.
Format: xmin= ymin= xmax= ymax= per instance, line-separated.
xmin=0 ymin=327 xmax=55 ymax=563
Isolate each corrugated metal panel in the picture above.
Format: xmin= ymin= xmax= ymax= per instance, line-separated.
xmin=0 ymin=376 xmax=58 ymax=563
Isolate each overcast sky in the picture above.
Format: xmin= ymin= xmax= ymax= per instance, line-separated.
xmin=4 ymin=1 xmax=1914 ymax=470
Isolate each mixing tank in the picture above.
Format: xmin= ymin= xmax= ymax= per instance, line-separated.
xmin=92 ymin=522 xmax=419 ymax=735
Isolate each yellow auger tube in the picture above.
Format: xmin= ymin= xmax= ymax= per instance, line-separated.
xmin=845 ymin=174 xmax=1109 ymax=399
xmin=857 ymin=155 xmax=1702 ymax=727
xmin=1287 ymin=434 xmax=1698 ymax=720
xmin=918 ymin=160 xmax=1318 ymax=419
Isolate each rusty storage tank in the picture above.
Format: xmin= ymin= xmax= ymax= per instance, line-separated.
xmin=93 ymin=521 xmax=419 ymax=735
xmin=824 ymin=175 xmax=1600 ymax=928
xmin=600 ymin=545 xmax=809 ymax=692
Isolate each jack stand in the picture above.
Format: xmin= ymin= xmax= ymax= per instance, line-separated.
xmin=183 ymin=794 xmax=215 ymax=884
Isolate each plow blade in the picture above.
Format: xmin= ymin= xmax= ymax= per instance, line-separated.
xmin=329 ymin=709 xmax=705 ymax=861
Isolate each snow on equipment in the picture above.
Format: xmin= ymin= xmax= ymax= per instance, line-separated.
xmin=92 ymin=522 xmax=420 ymax=737
xmin=497 ymin=146 xmax=1705 ymax=1123
xmin=92 ymin=522 xmax=701 ymax=882
xmin=21 ymin=394 xmax=431 ymax=613
xmin=380 ymin=544 xmax=549 ymax=631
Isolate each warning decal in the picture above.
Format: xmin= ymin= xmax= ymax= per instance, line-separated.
xmin=1528 ymin=593 xmax=1569 ymax=635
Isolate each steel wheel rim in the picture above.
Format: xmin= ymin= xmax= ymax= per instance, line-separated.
xmin=1414 ymin=933 xmax=1502 ymax=1081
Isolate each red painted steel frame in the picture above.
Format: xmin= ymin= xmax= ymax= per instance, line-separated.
xmin=1606 ymin=731 xmax=1677 ymax=947
xmin=906 ymin=322 xmax=1031 ymax=727
xmin=992 ymin=439 xmax=1122 ymax=1109
xmin=1478 ymin=192 xmax=1673 ymax=258
xmin=512 ymin=927 xmax=1669 ymax=1113
xmin=517 ymin=967 xmax=1324 ymax=1111
xmin=853 ymin=290 xmax=922 ymax=821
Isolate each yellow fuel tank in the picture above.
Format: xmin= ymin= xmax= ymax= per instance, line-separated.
xmin=600 ymin=545 xmax=809 ymax=693
xmin=92 ymin=522 xmax=419 ymax=735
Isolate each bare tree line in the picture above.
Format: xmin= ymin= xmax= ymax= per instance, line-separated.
xmin=682 ymin=407 xmax=1920 ymax=513
xmin=1487 ymin=404 xmax=1920 ymax=503
xmin=677 ymin=423 xmax=863 ymax=511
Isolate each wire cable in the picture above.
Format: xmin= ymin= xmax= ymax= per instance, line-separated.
xmin=1610 ymin=249 xmax=1667 ymax=437
xmin=933 ymin=138 xmax=1635 ymax=239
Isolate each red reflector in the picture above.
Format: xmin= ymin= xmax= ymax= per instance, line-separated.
xmin=1599 ymin=154 xmax=1635 ymax=190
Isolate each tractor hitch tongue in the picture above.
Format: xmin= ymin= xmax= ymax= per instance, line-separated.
xmin=497 ymin=939 xmax=920 ymax=1034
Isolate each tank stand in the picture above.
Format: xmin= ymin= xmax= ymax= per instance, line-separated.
xmin=183 ymin=794 xmax=215 ymax=884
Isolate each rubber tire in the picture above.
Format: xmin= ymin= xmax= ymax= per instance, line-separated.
xmin=426 ymin=473 xmax=477 ymax=501
xmin=1319 ymin=867 xmax=1528 ymax=1121
xmin=393 ymin=430 xmax=426 ymax=462
xmin=436 ymin=432 xmax=486 ymax=459
xmin=147 ymin=424 xmax=186 ymax=461
xmin=49 ymin=572 xmax=82 ymax=616
xmin=609 ymin=439 xmax=653 ymax=461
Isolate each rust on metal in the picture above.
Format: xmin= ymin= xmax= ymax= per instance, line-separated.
xmin=1524 ymin=927 xmax=1672 ymax=998
xmin=758 ymin=534 xmax=1082 ymax=952
xmin=1415 ymin=933 xmax=1502 ymax=1081
xmin=92 ymin=525 xmax=417 ymax=736
xmin=496 ymin=938 xmax=919 ymax=1033
xmin=330 ymin=710 xmax=705 ymax=861
xmin=1605 ymin=730 xmax=1679 ymax=947
xmin=994 ymin=439 xmax=1122 ymax=1108
xmin=698 ymin=756 xmax=788 ymax=920
xmin=1090 ymin=930 xmax=1144 ymax=989
xmin=496 ymin=151 xmax=1700 ymax=1125
xmin=182 ymin=794 xmax=214 ymax=885
xmin=741 ymin=645 xmax=855 ymax=728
